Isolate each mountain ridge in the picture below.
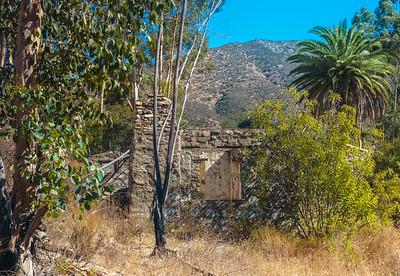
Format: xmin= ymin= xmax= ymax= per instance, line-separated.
xmin=186 ymin=39 xmax=300 ymax=127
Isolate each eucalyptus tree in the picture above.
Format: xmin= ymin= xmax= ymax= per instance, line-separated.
xmin=150 ymin=0 xmax=223 ymax=254
xmin=0 ymin=0 xmax=166 ymax=273
xmin=352 ymin=7 xmax=377 ymax=37
xmin=375 ymin=0 xmax=400 ymax=37
xmin=374 ymin=0 xmax=400 ymax=140
xmin=352 ymin=1 xmax=400 ymax=139
xmin=289 ymin=22 xmax=396 ymax=125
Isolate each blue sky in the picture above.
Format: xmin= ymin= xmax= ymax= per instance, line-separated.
xmin=208 ymin=0 xmax=378 ymax=47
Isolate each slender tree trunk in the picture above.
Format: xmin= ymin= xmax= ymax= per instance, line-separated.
xmin=0 ymin=31 xmax=5 ymax=67
xmin=0 ymin=0 xmax=6 ymax=68
xmin=149 ymin=0 xmax=219 ymax=254
xmin=162 ymin=0 xmax=187 ymax=205
xmin=100 ymin=66 xmax=106 ymax=113
xmin=152 ymin=12 xmax=166 ymax=251
xmin=165 ymin=15 xmax=178 ymax=97
xmin=7 ymin=46 xmax=13 ymax=66
xmin=358 ymin=106 xmax=363 ymax=149
xmin=159 ymin=27 xmax=164 ymax=93
xmin=100 ymin=80 xmax=106 ymax=113
xmin=393 ymin=63 xmax=400 ymax=141
xmin=133 ymin=82 xmax=139 ymax=102
xmin=151 ymin=0 xmax=187 ymax=253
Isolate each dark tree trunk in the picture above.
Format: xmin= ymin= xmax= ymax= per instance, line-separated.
xmin=162 ymin=0 xmax=187 ymax=205
xmin=153 ymin=201 xmax=167 ymax=250
xmin=151 ymin=0 xmax=187 ymax=254
xmin=0 ymin=155 xmax=17 ymax=271
xmin=152 ymin=12 xmax=166 ymax=251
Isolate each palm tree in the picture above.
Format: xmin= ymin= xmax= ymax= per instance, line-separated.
xmin=289 ymin=21 xmax=396 ymax=124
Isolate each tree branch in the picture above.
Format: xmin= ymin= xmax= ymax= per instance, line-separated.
xmin=162 ymin=0 xmax=188 ymax=204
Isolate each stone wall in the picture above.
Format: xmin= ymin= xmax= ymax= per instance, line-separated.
xmin=95 ymin=96 xmax=258 ymax=219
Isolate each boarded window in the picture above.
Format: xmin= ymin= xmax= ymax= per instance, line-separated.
xmin=199 ymin=149 xmax=241 ymax=200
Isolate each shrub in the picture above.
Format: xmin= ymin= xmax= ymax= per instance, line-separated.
xmin=374 ymin=138 xmax=400 ymax=174
xmin=372 ymin=169 xmax=400 ymax=226
xmin=247 ymin=91 xmax=377 ymax=238
xmin=372 ymin=139 xmax=400 ymax=226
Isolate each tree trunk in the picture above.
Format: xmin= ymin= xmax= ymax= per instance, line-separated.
xmin=165 ymin=15 xmax=178 ymax=97
xmin=162 ymin=0 xmax=187 ymax=205
xmin=15 ymin=0 xmax=43 ymax=87
xmin=151 ymin=0 xmax=187 ymax=254
xmin=393 ymin=63 xmax=400 ymax=141
xmin=152 ymin=12 xmax=165 ymax=252
xmin=100 ymin=80 xmax=106 ymax=113
xmin=17 ymin=247 xmax=34 ymax=276
xmin=0 ymin=31 xmax=5 ymax=67
xmin=0 ymin=155 xmax=17 ymax=272
xmin=6 ymin=1 xmax=43 ymax=274
xmin=153 ymin=201 xmax=167 ymax=251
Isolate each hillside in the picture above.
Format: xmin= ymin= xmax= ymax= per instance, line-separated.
xmin=186 ymin=40 xmax=299 ymax=127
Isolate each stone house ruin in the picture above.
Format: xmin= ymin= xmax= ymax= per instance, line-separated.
xmin=96 ymin=96 xmax=257 ymax=217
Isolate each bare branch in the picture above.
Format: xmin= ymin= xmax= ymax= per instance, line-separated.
xmin=177 ymin=0 xmax=219 ymax=83
xmin=162 ymin=0 xmax=188 ymax=204
xmin=172 ymin=0 xmax=224 ymax=164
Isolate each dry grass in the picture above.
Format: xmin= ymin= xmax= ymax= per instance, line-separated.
xmin=44 ymin=207 xmax=400 ymax=276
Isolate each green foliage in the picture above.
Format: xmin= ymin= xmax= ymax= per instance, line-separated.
xmin=375 ymin=138 xmax=400 ymax=174
xmin=351 ymin=1 xmax=400 ymax=140
xmin=0 ymin=86 xmax=106 ymax=214
xmin=289 ymin=21 xmax=395 ymax=123
xmin=373 ymin=137 xmax=400 ymax=225
xmin=83 ymin=0 xmax=155 ymax=100
xmin=379 ymin=97 xmax=400 ymax=140
xmin=39 ymin=1 xmax=171 ymax=100
xmin=375 ymin=0 xmax=400 ymax=38
xmin=372 ymin=169 xmax=400 ymax=225
xmin=217 ymin=85 xmax=279 ymax=128
xmin=352 ymin=7 xmax=377 ymax=37
xmin=247 ymin=90 xmax=378 ymax=238
xmin=352 ymin=0 xmax=400 ymax=41
xmin=0 ymin=0 xmax=170 ymax=217
xmin=87 ymin=104 xmax=134 ymax=154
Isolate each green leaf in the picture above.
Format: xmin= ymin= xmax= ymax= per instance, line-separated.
xmin=96 ymin=170 xmax=105 ymax=182
xmin=33 ymin=131 xmax=45 ymax=141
